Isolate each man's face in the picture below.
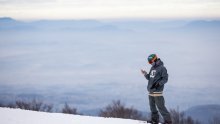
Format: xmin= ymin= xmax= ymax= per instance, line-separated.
xmin=148 ymin=59 xmax=154 ymax=65
xmin=151 ymin=61 xmax=156 ymax=66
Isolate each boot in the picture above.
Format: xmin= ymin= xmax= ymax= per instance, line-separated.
xmin=147 ymin=120 xmax=159 ymax=124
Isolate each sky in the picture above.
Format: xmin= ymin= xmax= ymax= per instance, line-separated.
xmin=0 ymin=0 xmax=220 ymax=20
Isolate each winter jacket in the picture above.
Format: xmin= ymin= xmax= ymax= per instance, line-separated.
xmin=144 ymin=59 xmax=168 ymax=93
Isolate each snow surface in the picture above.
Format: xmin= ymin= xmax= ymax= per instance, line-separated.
xmin=0 ymin=107 xmax=155 ymax=124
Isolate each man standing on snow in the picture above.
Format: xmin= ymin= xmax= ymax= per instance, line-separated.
xmin=141 ymin=54 xmax=172 ymax=124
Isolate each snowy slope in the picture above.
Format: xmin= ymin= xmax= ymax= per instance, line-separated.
xmin=0 ymin=107 xmax=152 ymax=124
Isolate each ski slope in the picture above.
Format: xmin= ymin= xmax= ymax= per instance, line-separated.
xmin=0 ymin=107 xmax=153 ymax=124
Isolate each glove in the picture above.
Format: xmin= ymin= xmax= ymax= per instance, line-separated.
xmin=150 ymin=82 xmax=160 ymax=89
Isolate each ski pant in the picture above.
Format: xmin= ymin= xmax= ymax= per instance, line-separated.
xmin=149 ymin=95 xmax=172 ymax=122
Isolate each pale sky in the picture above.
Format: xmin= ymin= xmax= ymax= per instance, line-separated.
xmin=0 ymin=0 xmax=220 ymax=20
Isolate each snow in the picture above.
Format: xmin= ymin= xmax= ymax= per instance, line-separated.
xmin=0 ymin=107 xmax=153 ymax=124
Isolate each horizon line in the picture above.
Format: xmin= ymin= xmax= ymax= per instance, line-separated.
xmin=1 ymin=16 xmax=220 ymax=22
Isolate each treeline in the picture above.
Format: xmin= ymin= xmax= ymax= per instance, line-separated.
xmin=0 ymin=99 xmax=79 ymax=114
xmin=0 ymin=99 xmax=219 ymax=124
xmin=0 ymin=99 xmax=53 ymax=112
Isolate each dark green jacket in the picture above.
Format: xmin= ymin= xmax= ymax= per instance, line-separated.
xmin=144 ymin=59 xmax=168 ymax=93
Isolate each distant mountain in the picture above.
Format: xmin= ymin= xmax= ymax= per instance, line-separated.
xmin=1 ymin=17 xmax=220 ymax=33
xmin=0 ymin=17 xmax=121 ymax=32
xmin=0 ymin=17 xmax=21 ymax=27
xmin=185 ymin=20 xmax=220 ymax=28
xmin=108 ymin=20 xmax=220 ymax=34
xmin=0 ymin=17 xmax=17 ymax=23
xmin=0 ymin=17 xmax=34 ymax=31
xmin=185 ymin=104 xmax=220 ymax=124
xmin=31 ymin=20 xmax=104 ymax=31
xmin=180 ymin=20 xmax=220 ymax=32
xmin=110 ymin=20 xmax=189 ymax=32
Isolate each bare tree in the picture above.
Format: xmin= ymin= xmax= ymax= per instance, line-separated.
xmin=41 ymin=103 xmax=53 ymax=112
xmin=16 ymin=100 xmax=32 ymax=110
xmin=30 ymin=99 xmax=43 ymax=111
xmin=62 ymin=103 xmax=78 ymax=114
xmin=170 ymin=108 xmax=200 ymax=124
xmin=99 ymin=100 xmax=143 ymax=120
xmin=209 ymin=116 xmax=220 ymax=124
xmin=15 ymin=99 xmax=53 ymax=112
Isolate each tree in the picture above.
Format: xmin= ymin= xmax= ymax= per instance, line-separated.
xmin=170 ymin=108 xmax=200 ymax=124
xmin=99 ymin=100 xmax=143 ymax=120
xmin=209 ymin=116 xmax=220 ymax=124
xmin=15 ymin=99 xmax=53 ymax=112
xmin=62 ymin=103 xmax=78 ymax=114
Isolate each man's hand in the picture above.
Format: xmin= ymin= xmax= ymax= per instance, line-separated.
xmin=141 ymin=69 xmax=147 ymax=75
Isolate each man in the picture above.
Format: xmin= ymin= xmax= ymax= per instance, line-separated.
xmin=141 ymin=54 xmax=172 ymax=124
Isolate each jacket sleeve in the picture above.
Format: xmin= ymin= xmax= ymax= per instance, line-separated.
xmin=158 ymin=67 xmax=168 ymax=85
xmin=144 ymin=73 xmax=150 ymax=80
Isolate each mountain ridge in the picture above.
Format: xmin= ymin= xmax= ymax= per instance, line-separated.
xmin=1 ymin=17 xmax=220 ymax=32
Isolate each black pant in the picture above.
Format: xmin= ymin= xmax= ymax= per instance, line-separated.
xmin=149 ymin=95 xmax=171 ymax=122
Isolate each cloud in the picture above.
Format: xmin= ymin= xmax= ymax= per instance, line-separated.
xmin=1 ymin=0 xmax=220 ymax=6
xmin=0 ymin=0 xmax=220 ymax=19
xmin=0 ymin=0 xmax=56 ymax=4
